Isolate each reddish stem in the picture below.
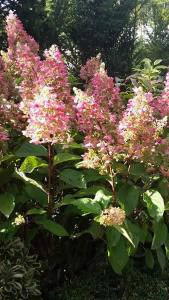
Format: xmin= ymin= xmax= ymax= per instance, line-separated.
xmin=47 ymin=143 xmax=54 ymax=216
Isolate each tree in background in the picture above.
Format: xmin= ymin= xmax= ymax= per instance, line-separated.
xmin=45 ymin=0 xmax=144 ymax=76
xmin=0 ymin=0 xmax=147 ymax=77
xmin=134 ymin=0 xmax=169 ymax=67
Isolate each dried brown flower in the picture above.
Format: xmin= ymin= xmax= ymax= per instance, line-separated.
xmin=100 ymin=206 xmax=125 ymax=226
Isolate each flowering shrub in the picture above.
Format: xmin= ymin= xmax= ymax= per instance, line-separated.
xmin=1 ymin=12 xmax=169 ymax=279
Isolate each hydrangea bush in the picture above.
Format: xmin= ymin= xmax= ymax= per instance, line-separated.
xmin=1 ymin=12 xmax=169 ymax=275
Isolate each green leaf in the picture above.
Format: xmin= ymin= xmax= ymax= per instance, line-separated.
xmin=15 ymin=170 xmax=46 ymax=193
xmin=74 ymin=186 xmax=109 ymax=198
xmin=115 ymin=224 xmax=135 ymax=247
xmin=83 ymin=169 xmax=103 ymax=183
xmin=154 ymin=59 xmax=162 ymax=66
xmin=94 ymin=189 xmax=112 ymax=209
xmin=152 ymin=221 xmax=168 ymax=249
xmin=129 ymin=163 xmax=146 ymax=176
xmin=108 ymin=237 xmax=129 ymax=274
xmin=0 ymin=193 xmax=15 ymax=218
xmin=0 ymin=154 xmax=16 ymax=163
xmin=157 ymin=247 xmax=166 ymax=272
xmin=24 ymin=184 xmax=47 ymax=206
xmin=15 ymin=142 xmax=47 ymax=157
xmin=60 ymin=169 xmax=87 ymax=189
xmin=106 ymin=227 xmax=121 ymax=247
xmin=54 ymin=153 xmax=81 ymax=165
xmin=158 ymin=179 xmax=169 ymax=199
xmin=123 ymin=220 xmax=142 ymax=248
xmin=165 ymin=234 xmax=169 ymax=260
xmin=143 ymin=190 xmax=164 ymax=221
xmin=71 ymin=198 xmax=101 ymax=215
xmin=0 ymin=168 xmax=13 ymax=186
xmin=118 ymin=184 xmax=140 ymax=215
xmin=67 ymin=142 xmax=84 ymax=149
xmin=20 ymin=156 xmax=47 ymax=173
xmin=145 ymin=250 xmax=154 ymax=269
xmin=35 ymin=218 xmax=69 ymax=236
xmin=26 ymin=208 xmax=46 ymax=215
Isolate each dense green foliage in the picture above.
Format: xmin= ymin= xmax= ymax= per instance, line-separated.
xmin=0 ymin=238 xmax=41 ymax=299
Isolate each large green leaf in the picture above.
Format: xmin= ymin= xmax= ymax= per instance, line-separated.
xmin=15 ymin=170 xmax=46 ymax=193
xmin=74 ymin=186 xmax=109 ymax=198
xmin=83 ymin=169 xmax=104 ymax=183
xmin=158 ymin=179 xmax=169 ymax=199
xmin=24 ymin=184 xmax=48 ymax=205
xmin=26 ymin=208 xmax=46 ymax=215
xmin=129 ymin=163 xmax=146 ymax=177
xmin=0 ymin=193 xmax=15 ymax=218
xmin=106 ymin=226 xmax=121 ymax=247
xmin=115 ymin=224 xmax=135 ymax=247
xmin=117 ymin=184 xmax=140 ymax=215
xmin=152 ymin=221 xmax=168 ymax=249
xmin=71 ymin=198 xmax=101 ymax=215
xmin=108 ymin=237 xmax=129 ymax=274
xmin=60 ymin=169 xmax=87 ymax=188
xmin=0 ymin=168 xmax=13 ymax=186
xmin=35 ymin=218 xmax=69 ymax=236
xmin=15 ymin=142 xmax=47 ymax=157
xmin=20 ymin=156 xmax=47 ymax=173
xmin=123 ymin=220 xmax=142 ymax=248
xmin=143 ymin=190 xmax=164 ymax=222
xmin=54 ymin=153 xmax=81 ymax=165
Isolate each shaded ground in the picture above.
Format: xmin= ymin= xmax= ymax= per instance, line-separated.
xmin=43 ymin=261 xmax=169 ymax=300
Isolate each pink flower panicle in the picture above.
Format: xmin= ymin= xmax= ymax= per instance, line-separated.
xmin=118 ymin=87 xmax=166 ymax=161
xmin=6 ymin=11 xmax=41 ymax=114
xmin=23 ymin=86 xmax=72 ymax=145
xmin=37 ymin=45 xmax=73 ymax=106
xmin=6 ymin=11 xmax=39 ymax=58
xmin=0 ymin=55 xmax=25 ymax=131
xmin=80 ymin=54 xmax=101 ymax=82
xmin=22 ymin=45 xmax=74 ymax=144
xmin=3 ymin=13 xmax=74 ymax=144
xmin=150 ymin=72 xmax=169 ymax=117
xmin=0 ymin=57 xmax=10 ymax=100
xmin=75 ymin=60 xmax=123 ymax=173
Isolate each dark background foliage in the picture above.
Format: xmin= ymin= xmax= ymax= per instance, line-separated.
xmin=2 ymin=0 xmax=168 ymax=77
